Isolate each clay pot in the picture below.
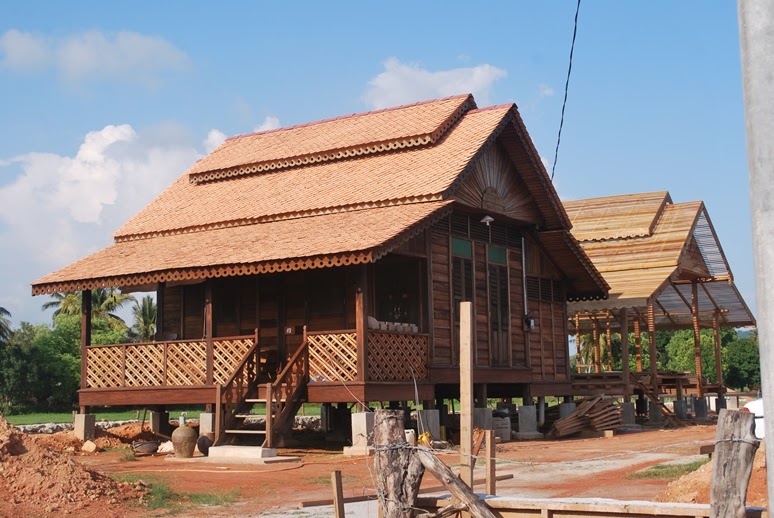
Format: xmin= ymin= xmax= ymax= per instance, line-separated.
xmin=171 ymin=424 xmax=198 ymax=458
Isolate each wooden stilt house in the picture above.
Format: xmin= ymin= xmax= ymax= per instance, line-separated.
xmin=564 ymin=191 xmax=755 ymax=402
xmin=32 ymin=94 xmax=608 ymax=445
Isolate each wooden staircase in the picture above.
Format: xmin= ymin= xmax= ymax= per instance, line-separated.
xmin=215 ymin=328 xmax=310 ymax=448
xmin=629 ymin=372 xmax=684 ymax=427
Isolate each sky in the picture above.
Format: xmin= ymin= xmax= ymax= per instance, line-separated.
xmin=0 ymin=1 xmax=754 ymax=327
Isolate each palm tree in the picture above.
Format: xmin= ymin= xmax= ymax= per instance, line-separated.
xmin=130 ymin=296 xmax=157 ymax=342
xmin=42 ymin=288 xmax=135 ymax=323
xmin=0 ymin=306 xmax=11 ymax=342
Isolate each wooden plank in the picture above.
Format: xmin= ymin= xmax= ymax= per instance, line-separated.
xmin=485 ymin=429 xmax=496 ymax=496
xmin=459 ymin=300 xmax=474 ymax=489
xmin=79 ymin=385 xmax=217 ymax=406
xmin=331 ymin=470 xmax=345 ymax=518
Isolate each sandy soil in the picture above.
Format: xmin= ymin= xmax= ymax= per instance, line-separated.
xmin=1 ymin=420 xmax=767 ymax=516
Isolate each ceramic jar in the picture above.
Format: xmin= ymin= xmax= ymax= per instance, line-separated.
xmin=171 ymin=424 xmax=197 ymax=458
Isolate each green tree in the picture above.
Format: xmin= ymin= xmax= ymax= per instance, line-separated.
xmin=42 ymin=288 xmax=135 ymax=324
xmin=0 ymin=306 xmax=11 ymax=342
xmin=664 ymin=328 xmax=737 ymax=383
xmin=723 ymin=333 xmax=760 ymax=390
xmin=129 ymin=295 xmax=157 ymax=342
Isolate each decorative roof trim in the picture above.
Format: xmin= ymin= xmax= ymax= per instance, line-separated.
xmin=188 ymin=97 xmax=475 ymax=185
xmin=31 ymin=250 xmax=375 ymax=296
xmin=115 ymin=194 xmax=444 ymax=243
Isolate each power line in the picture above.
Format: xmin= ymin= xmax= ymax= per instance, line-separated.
xmin=551 ymin=0 xmax=582 ymax=181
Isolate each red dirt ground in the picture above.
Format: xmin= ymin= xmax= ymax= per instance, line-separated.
xmin=0 ymin=420 xmax=767 ymax=516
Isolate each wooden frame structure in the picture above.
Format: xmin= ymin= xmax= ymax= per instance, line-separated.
xmin=33 ymin=95 xmax=610 ymax=443
xmin=564 ymin=192 xmax=755 ymax=401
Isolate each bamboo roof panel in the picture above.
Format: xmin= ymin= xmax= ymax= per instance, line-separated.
xmin=564 ymin=191 xmax=671 ymax=242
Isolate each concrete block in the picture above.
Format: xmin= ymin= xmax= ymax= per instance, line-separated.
xmin=708 ymin=396 xmax=718 ymax=412
xmin=496 ymin=402 xmax=517 ymax=416
xmin=473 ymin=408 xmax=493 ymax=430
xmin=648 ymin=401 xmax=663 ymax=423
xmin=342 ymin=445 xmax=374 ymax=456
xmin=673 ymin=400 xmax=688 ymax=420
xmin=81 ymin=440 xmax=99 ymax=453
xmin=513 ymin=431 xmax=544 ymax=441
xmin=208 ymin=445 xmax=276 ymax=459
xmin=687 ymin=395 xmax=696 ymax=413
xmin=350 ymin=412 xmax=374 ymax=448
xmin=620 ymin=402 xmax=636 ymax=425
xmin=559 ymin=402 xmax=577 ymax=419
xmin=518 ymin=405 xmax=538 ymax=433
xmin=73 ymin=414 xmax=95 ymax=441
xmin=714 ymin=397 xmax=727 ymax=412
xmin=493 ymin=417 xmax=511 ymax=443
xmin=199 ymin=413 xmax=215 ymax=436
xmin=151 ymin=411 xmax=170 ymax=436
xmin=726 ymin=396 xmax=739 ymax=410
xmin=694 ymin=398 xmax=708 ymax=419
xmin=417 ymin=410 xmax=440 ymax=440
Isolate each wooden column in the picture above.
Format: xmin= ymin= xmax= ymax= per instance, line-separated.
xmin=620 ymin=308 xmax=630 ymax=401
xmin=156 ymin=282 xmax=165 ymax=339
xmin=80 ymin=290 xmax=92 ymax=391
xmin=356 ymin=264 xmax=369 ymax=382
xmin=634 ymin=318 xmax=643 ymax=372
xmin=691 ymin=281 xmax=704 ymax=398
xmin=605 ymin=318 xmax=613 ymax=371
xmin=647 ymin=301 xmax=659 ymax=395
xmin=205 ymin=279 xmax=214 ymax=385
xmin=459 ymin=300 xmax=474 ymax=489
xmin=713 ymin=311 xmax=724 ymax=398
xmin=592 ymin=318 xmax=601 ymax=374
xmin=574 ymin=313 xmax=582 ymax=373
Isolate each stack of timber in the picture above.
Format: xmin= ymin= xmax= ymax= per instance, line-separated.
xmin=548 ymin=396 xmax=622 ymax=438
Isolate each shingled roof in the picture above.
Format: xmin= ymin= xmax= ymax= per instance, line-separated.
xmin=33 ymin=95 xmax=607 ymax=298
xmin=565 ymin=192 xmax=754 ymax=329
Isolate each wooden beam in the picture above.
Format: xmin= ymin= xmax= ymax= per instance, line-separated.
xmin=575 ymin=313 xmax=581 ymax=374
xmin=485 ymin=429 xmax=496 ymax=496
xmin=356 ymin=264 xmax=369 ymax=382
xmin=672 ymin=283 xmax=694 ymax=311
xmin=620 ymin=308 xmax=630 ymax=402
xmin=205 ymin=280 xmax=214 ymax=385
xmin=655 ymin=299 xmax=678 ymax=326
xmin=592 ymin=318 xmax=601 ymax=374
xmin=701 ymin=282 xmax=730 ymax=326
xmin=459 ymin=300 xmax=474 ymax=489
xmin=713 ymin=311 xmax=724 ymax=398
xmin=647 ymin=301 xmax=659 ymax=395
xmin=80 ymin=290 xmax=92 ymax=391
xmin=634 ymin=318 xmax=643 ymax=373
xmin=692 ymin=281 xmax=704 ymax=398
xmin=331 ymin=470 xmax=345 ymax=518
xmin=605 ymin=318 xmax=613 ymax=371
xmin=156 ymin=282 xmax=165 ymax=340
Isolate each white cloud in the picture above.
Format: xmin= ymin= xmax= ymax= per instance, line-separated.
xmin=204 ymin=129 xmax=227 ymax=153
xmin=363 ymin=58 xmax=507 ymax=109
xmin=0 ymin=29 xmax=189 ymax=87
xmin=0 ymin=124 xmax=206 ymax=323
xmin=254 ymin=116 xmax=281 ymax=132
xmin=538 ymin=84 xmax=555 ymax=97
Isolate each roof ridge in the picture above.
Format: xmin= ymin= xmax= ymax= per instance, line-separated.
xmin=114 ymin=195 xmax=446 ymax=242
xmin=225 ymin=94 xmax=475 ymax=142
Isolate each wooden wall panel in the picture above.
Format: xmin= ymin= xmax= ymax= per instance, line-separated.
xmin=431 ymin=231 xmax=452 ymax=365
xmin=553 ymin=302 xmax=568 ymax=381
xmin=162 ymin=285 xmax=182 ymax=339
xmin=508 ymin=249 xmax=527 ymax=366
xmin=474 ymin=242 xmax=490 ymax=367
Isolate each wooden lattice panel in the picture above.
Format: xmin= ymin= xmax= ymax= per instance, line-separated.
xmin=125 ymin=343 xmax=164 ymax=386
xmin=213 ymin=338 xmax=254 ymax=384
xmin=86 ymin=346 xmax=123 ymax=388
xmin=308 ymin=332 xmax=357 ymax=382
xmin=367 ymin=332 xmax=429 ymax=381
xmin=166 ymin=341 xmax=206 ymax=386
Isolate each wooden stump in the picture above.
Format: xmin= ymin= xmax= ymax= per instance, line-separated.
xmin=373 ymin=409 xmax=425 ymax=517
xmin=710 ymin=409 xmax=759 ymax=518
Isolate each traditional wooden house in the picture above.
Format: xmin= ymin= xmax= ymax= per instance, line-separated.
xmin=564 ymin=191 xmax=755 ymax=403
xmin=32 ymin=94 xmax=608 ymax=445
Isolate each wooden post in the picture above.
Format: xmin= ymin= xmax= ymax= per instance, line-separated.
xmin=692 ymin=281 xmax=704 ymax=398
xmin=373 ymin=409 xmax=424 ymax=518
xmin=205 ymin=280 xmax=214 ymax=385
xmin=356 ymin=265 xmax=369 ymax=382
xmin=713 ymin=311 xmax=724 ymax=398
xmin=156 ymin=281 xmax=165 ymax=339
xmin=575 ymin=313 xmax=582 ymax=373
xmin=592 ymin=318 xmax=601 ymax=374
xmin=605 ymin=318 xmax=613 ymax=371
xmin=620 ymin=308 xmax=630 ymax=402
xmin=265 ymin=382 xmax=274 ymax=448
xmin=485 ymin=429 xmax=496 ymax=496
xmin=331 ymin=470 xmax=345 ymax=518
xmin=214 ymin=384 xmax=222 ymax=444
xmin=80 ymin=289 xmax=92 ymax=391
xmin=634 ymin=318 xmax=643 ymax=372
xmin=647 ymin=301 xmax=659 ymax=395
xmin=710 ymin=409 xmax=759 ymax=518
xmin=459 ymin=301 xmax=474 ymax=489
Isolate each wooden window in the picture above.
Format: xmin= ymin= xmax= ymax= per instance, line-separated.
xmin=452 ymin=238 xmax=474 ymax=364
xmin=489 ymin=246 xmax=509 ymax=367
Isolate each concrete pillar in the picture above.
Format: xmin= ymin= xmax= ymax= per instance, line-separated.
xmin=343 ymin=412 xmax=374 ymax=455
xmin=673 ymin=400 xmax=688 ymax=420
xmin=620 ymin=402 xmax=636 ymax=425
xmin=715 ymin=397 xmax=727 ymax=412
xmin=708 ymin=396 xmax=718 ymax=412
xmin=694 ymin=397 xmax=708 ymax=419
xmin=514 ymin=405 xmax=543 ymax=440
xmin=648 ymin=401 xmax=663 ymax=423
xmin=473 ymin=408 xmax=492 ymax=430
xmin=199 ymin=412 xmax=215 ymax=439
xmin=559 ymin=402 xmax=577 ymax=419
xmin=151 ymin=411 xmax=170 ymax=436
xmin=417 ymin=409 xmax=440 ymax=440
xmin=74 ymin=414 xmax=95 ymax=441
xmin=727 ymin=395 xmax=740 ymax=410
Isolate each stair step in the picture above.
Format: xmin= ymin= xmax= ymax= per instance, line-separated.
xmin=244 ymin=399 xmax=267 ymax=403
xmin=235 ymin=414 xmax=266 ymax=419
xmin=225 ymin=429 xmax=267 ymax=435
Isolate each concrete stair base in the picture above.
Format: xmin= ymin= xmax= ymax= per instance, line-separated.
xmin=208 ymin=445 xmax=277 ymax=459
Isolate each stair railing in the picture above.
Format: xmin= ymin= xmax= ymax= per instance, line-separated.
xmin=215 ymin=329 xmax=260 ymax=445
xmin=265 ymin=326 xmax=310 ymax=447
xmin=628 ymin=371 xmax=683 ymax=427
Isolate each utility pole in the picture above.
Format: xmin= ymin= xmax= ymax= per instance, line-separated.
xmin=737 ymin=0 xmax=774 ymax=508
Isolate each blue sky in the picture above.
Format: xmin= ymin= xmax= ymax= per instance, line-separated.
xmin=0 ymin=1 xmax=753 ymax=326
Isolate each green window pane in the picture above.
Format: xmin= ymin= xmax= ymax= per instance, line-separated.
xmin=488 ymin=246 xmax=507 ymax=265
xmin=451 ymin=237 xmax=472 ymax=258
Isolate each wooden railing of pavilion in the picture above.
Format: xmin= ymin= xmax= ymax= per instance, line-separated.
xmin=85 ymin=333 xmax=256 ymax=388
xmin=214 ymin=338 xmax=261 ymax=445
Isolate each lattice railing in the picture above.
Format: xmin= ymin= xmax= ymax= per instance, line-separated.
xmin=85 ymin=334 xmax=256 ymax=389
xmin=308 ymin=331 xmax=358 ymax=382
xmin=367 ymin=331 xmax=429 ymax=382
